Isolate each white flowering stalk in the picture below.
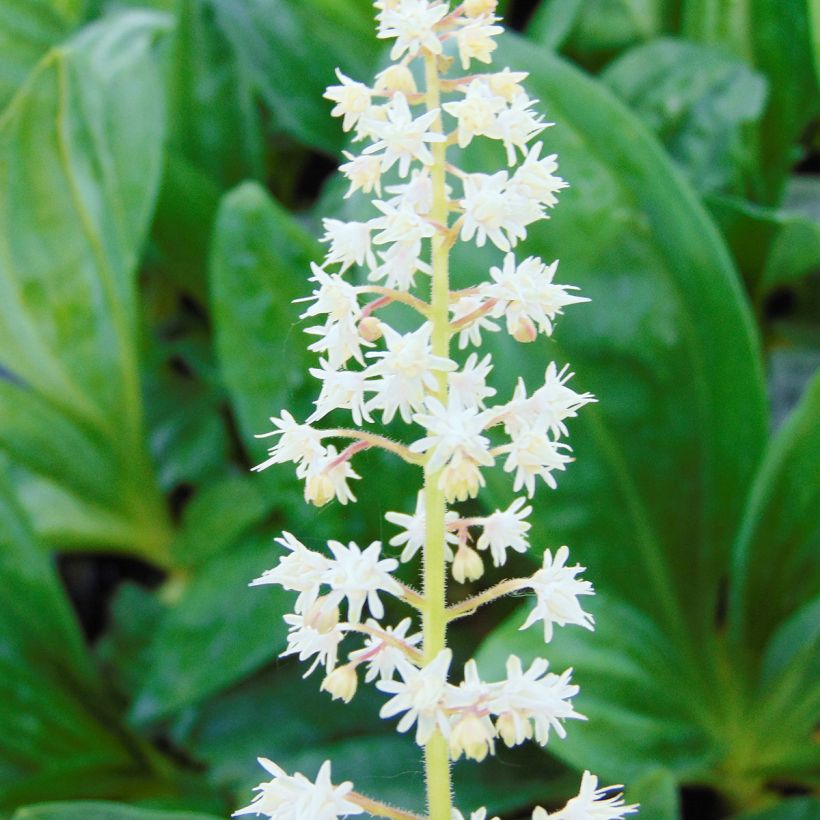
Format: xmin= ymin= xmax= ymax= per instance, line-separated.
xmin=236 ymin=2 xmax=638 ymax=819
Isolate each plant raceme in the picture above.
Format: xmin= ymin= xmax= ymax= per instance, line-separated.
xmin=234 ymin=2 xmax=639 ymax=818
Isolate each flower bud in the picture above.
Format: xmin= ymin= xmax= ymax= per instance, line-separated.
xmin=440 ymin=459 xmax=484 ymax=503
xmin=358 ymin=316 xmax=383 ymax=342
xmin=496 ymin=711 xmax=532 ymax=748
xmin=305 ymin=595 xmax=340 ymax=634
xmin=321 ymin=663 xmax=358 ymax=703
xmin=511 ymin=316 xmax=537 ymax=343
xmin=449 ymin=713 xmax=495 ymax=761
xmin=305 ymin=473 xmax=335 ymax=507
xmin=375 ymin=64 xmax=417 ymax=95
xmin=464 ymin=0 xmax=498 ymax=16
xmin=452 ymin=545 xmax=484 ymax=584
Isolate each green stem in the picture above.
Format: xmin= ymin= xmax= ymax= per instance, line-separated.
xmin=421 ymin=51 xmax=453 ymax=820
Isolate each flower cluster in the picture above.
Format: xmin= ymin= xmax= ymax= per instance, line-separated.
xmin=236 ymin=2 xmax=637 ymax=819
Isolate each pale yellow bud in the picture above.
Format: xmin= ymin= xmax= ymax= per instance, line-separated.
xmin=452 ymin=545 xmax=484 ymax=584
xmin=358 ymin=316 xmax=383 ymax=342
xmin=511 ymin=316 xmax=537 ymax=343
xmin=449 ymin=713 xmax=494 ymax=761
xmin=464 ymin=0 xmax=498 ymax=17
xmin=305 ymin=595 xmax=340 ymax=634
xmin=321 ymin=663 xmax=358 ymax=703
xmin=440 ymin=459 xmax=484 ymax=503
xmin=375 ymin=64 xmax=417 ymax=95
xmin=496 ymin=711 xmax=532 ymax=748
xmin=305 ymin=473 xmax=335 ymax=507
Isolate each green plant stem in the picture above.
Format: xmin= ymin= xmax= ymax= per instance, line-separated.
xmin=422 ymin=51 xmax=453 ymax=820
xmin=351 ymin=792 xmax=426 ymax=819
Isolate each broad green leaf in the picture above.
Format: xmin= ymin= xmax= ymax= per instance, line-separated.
xmin=13 ymin=804 xmax=223 ymax=820
xmin=0 ymin=0 xmax=84 ymax=111
xmin=476 ymin=595 xmax=715 ymax=785
xmin=470 ymin=34 xmax=766 ymax=642
xmin=0 ymin=468 xmax=164 ymax=806
xmin=602 ymin=38 xmax=766 ymax=196
xmin=130 ymin=530 xmax=293 ymax=724
xmin=526 ymin=0 xmax=584 ymax=50
xmin=682 ymin=0 xmax=820 ymax=203
xmin=729 ymin=373 xmax=820 ymax=656
xmin=627 ymin=769 xmax=680 ymax=819
xmin=0 ymin=11 xmax=173 ymax=562
xmin=209 ymin=0 xmax=381 ymax=156
xmin=736 ymin=797 xmax=820 ymax=820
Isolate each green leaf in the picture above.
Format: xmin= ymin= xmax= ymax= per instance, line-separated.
xmin=736 ymin=797 xmax=820 ymax=820
xmin=0 ymin=467 xmax=164 ymax=806
xmin=682 ymin=0 xmax=820 ymax=202
xmin=627 ymin=769 xmax=680 ymax=819
xmin=526 ymin=0 xmax=584 ymax=50
xmin=131 ymin=530 xmax=293 ymax=724
xmin=0 ymin=10 xmax=173 ymax=562
xmin=209 ymin=0 xmax=382 ymax=156
xmin=729 ymin=373 xmax=820 ymax=657
xmin=0 ymin=0 xmax=85 ymax=111
xmin=602 ymin=37 xmax=766 ymax=196
xmin=13 ymin=804 xmax=223 ymax=820
xmin=472 ymin=34 xmax=766 ymax=642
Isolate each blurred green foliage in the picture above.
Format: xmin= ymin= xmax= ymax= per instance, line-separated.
xmin=0 ymin=1 xmax=818 ymax=819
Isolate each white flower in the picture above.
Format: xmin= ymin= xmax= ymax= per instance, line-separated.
xmin=234 ymin=758 xmax=363 ymax=819
xmin=306 ymin=314 xmax=371 ymax=369
xmin=521 ymin=546 xmax=595 ymax=642
xmin=385 ymin=168 xmax=435 ymax=215
xmin=375 ymin=63 xmax=418 ymax=95
xmin=348 ymin=617 xmax=423 ymax=682
xmin=459 ymin=171 xmax=531 ymax=251
xmin=324 ymin=540 xmax=401 ymax=623
xmin=298 ymin=263 xmax=361 ymax=324
xmin=368 ymin=239 xmax=431 ymax=292
xmin=303 ymin=446 xmax=361 ymax=507
xmin=490 ymin=655 xmax=584 ymax=746
xmin=308 ymin=360 xmax=373 ymax=426
xmin=450 ymin=295 xmax=500 ymax=349
xmin=487 ymin=67 xmax=529 ymax=101
xmin=339 ymin=150 xmax=383 ymax=198
xmin=253 ymin=411 xmax=326 ymax=474
xmin=378 ymin=649 xmax=452 ymax=744
xmin=482 ymin=254 xmax=585 ymax=339
xmin=511 ymin=142 xmax=568 ymax=208
xmin=366 ymin=323 xmax=456 ymax=423
xmin=545 ymin=771 xmax=639 ymax=819
xmin=371 ymin=198 xmax=436 ymax=246
xmin=377 ymin=0 xmax=449 ymax=60
xmin=320 ymin=219 xmax=376 ymax=272
xmin=448 ymin=352 xmax=497 ymax=409
xmin=250 ymin=531 xmax=329 ymax=615
xmin=363 ymin=92 xmax=445 ymax=177
xmin=475 ymin=497 xmax=532 ymax=567
xmin=490 ymin=92 xmax=547 ymax=165
xmin=454 ymin=15 xmax=503 ymax=70
xmin=444 ymin=659 xmax=498 ymax=760
xmin=442 ymin=79 xmax=506 ymax=148
xmin=385 ymin=490 xmax=458 ymax=562
xmin=532 ymin=363 xmax=596 ymax=436
xmin=501 ymin=430 xmax=573 ymax=496
xmin=324 ymin=69 xmax=372 ymax=133
xmin=281 ymin=614 xmax=346 ymax=676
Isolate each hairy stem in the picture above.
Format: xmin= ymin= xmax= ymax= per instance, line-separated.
xmin=351 ymin=792 xmax=426 ymax=819
xmin=422 ymin=51 xmax=453 ymax=820
xmin=446 ymin=578 xmax=530 ymax=622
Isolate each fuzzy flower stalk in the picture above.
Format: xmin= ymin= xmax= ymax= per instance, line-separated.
xmin=236 ymin=2 xmax=638 ymax=819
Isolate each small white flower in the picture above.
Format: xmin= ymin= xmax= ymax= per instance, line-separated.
xmin=475 ymin=497 xmax=532 ymax=567
xmin=324 ymin=540 xmax=401 ymax=623
xmin=281 ymin=614 xmax=346 ymax=676
xmin=385 ymin=490 xmax=458 ymax=562
xmin=308 ymin=360 xmax=374 ymax=426
xmin=320 ymin=219 xmax=376 ymax=272
xmin=348 ymin=617 xmax=423 ymax=682
xmin=454 ymin=15 xmax=504 ymax=70
xmin=363 ymin=92 xmax=445 ymax=177
xmin=250 ymin=531 xmax=329 ymax=615
xmin=378 ymin=649 xmax=452 ymax=744
xmin=306 ymin=315 xmax=371 ymax=369
xmin=448 ymin=352 xmax=497 ymax=409
xmin=442 ymin=79 xmax=506 ymax=148
xmin=298 ymin=263 xmax=361 ymax=324
xmin=487 ymin=67 xmax=529 ymax=101
xmin=324 ymin=69 xmax=373 ymax=133
xmin=385 ymin=168 xmax=435 ymax=215
xmin=521 ymin=546 xmax=595 ymax=642
xmin=445 ymin=660 xmax=498 ymax=761
xmin=374 ymin=63 xmax=418 ymax=95
xmin=511 ymin=142 xmax=568 ymax=208
xmin=368 ymin=239 xmax=431 ymax=292
xmin=366 ymin=323 xmax=456 ymax=423
xmin=253 ymin=411 xmax=326 ymax=475
xmin=490 ymin=655 xmax=584 ymax=746
xmin=303 ymin=446 xmax=361 ymax=507
xmin=377 ymin=0 xmax=449 ymax=60
xmin=233 ymin=758 xmax=363 ymax=819
xmin=450 ymin=295 xmax=500 ymax=349
xmin=371 ymin=198 xmax=436 ymax=246
xmin=459 ymin=171 xmax=530 ymax=251
xmin=501 ymin=430 xmax=573 ymax=496
xmin=546 ymin=771 xmax=639 ymax=819
xmin=490 ymin=92 xmax=547 ymax=166
xmin=339 ymin=150 xmax=383 ymax=198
